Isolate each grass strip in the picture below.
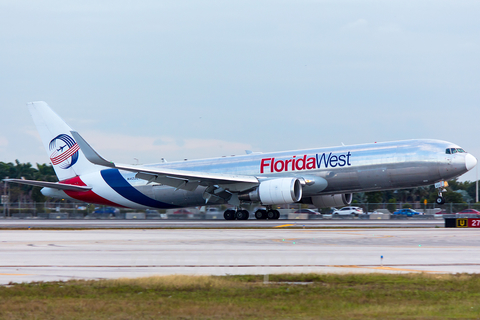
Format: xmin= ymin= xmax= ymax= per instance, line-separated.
xmin=1 ymin=273 xmax=479 ymax=319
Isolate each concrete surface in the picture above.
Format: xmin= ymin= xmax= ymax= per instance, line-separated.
xmin=1 ymin=228 xmax=479 ymax=284
xmin=0 ymin=219 xmax=444 ymax=229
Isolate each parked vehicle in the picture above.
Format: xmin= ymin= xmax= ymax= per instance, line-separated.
xmin=173 ymin=209 xmax=192 ymax=214
xmin=94 ymin=207 xmax=119 ymax=215
xmin=204 ymin=207 xmax=222 ymax=219
xmin=455 ymin=209 xmax=480 ymax=215
xmin=293 ymin=209 xmax=320 ymax=215
xmin=333 ymin=206 xmax=364 ymax=215
xmin=393 ymin=208 xmax=422 ymax=216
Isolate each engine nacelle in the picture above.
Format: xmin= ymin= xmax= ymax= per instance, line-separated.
xmin=311 ymin=193 xmax=352 ymax=208
xmin=239 ymin=178 xmax=302 ymax=205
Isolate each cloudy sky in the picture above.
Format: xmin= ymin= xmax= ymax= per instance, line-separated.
xmin=1 ymin=0 xmax=479 ymax=181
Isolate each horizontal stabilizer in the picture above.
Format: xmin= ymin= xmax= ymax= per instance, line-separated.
xmin=3 ymin=179 xmax=92 ymax=191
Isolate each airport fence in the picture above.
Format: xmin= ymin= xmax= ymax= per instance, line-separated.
xmin=0 ymin=201 xmax=479 ymax=220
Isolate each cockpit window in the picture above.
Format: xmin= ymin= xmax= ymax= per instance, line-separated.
xmin=446 ymin=148 xmax=467 ymax=154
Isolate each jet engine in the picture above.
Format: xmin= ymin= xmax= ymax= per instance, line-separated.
xmin=239 ymin=177 xmax=302 ymax=205
xmin=311 ymin=193 xmax=352 ymax=208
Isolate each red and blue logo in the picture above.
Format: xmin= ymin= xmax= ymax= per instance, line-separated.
xmin=49 ymin=134 xmax=80 ymax=169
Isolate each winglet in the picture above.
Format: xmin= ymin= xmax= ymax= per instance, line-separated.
xmin=70 ymin=131 xmax=115 ymax=168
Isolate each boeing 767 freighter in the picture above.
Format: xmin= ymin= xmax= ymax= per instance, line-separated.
xmin=5 ymin=101 xmax=477 ymax=220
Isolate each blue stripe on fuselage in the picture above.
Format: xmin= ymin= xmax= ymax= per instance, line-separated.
xmin=100 ymin=168 xmax=174 ymax=208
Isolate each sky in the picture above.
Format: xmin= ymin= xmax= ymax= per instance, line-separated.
xmin=1 ymin=0 xmax=479 ymax=181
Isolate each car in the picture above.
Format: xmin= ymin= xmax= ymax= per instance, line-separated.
xmin=455 ymin=209 xmax=480 ymax=215
xmin=332 ymin=206 xmax=364 ymax=215
xmin=393 ymin=208 xmax=422 ymax=216
xmin=93 ymin=207 xmax=119 ymax=215
xmin=173 ymin=209 xmax=192 ymax=214
xmin=204 ymin=207 xmax=222 ymax=219
xmin=293 ymin=209 xmax=320 ymax=215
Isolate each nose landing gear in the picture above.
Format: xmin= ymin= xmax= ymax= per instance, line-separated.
xmin=435 ymin=196 xmax=445 ymax=205
xmin=435 ymin=181 xmax=448 ymax=205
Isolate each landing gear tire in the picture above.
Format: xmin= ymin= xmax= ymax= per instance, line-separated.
xmin=273 ymin=210 xmax=280 ymax=219
xmin=267 ymin=210 xmax=275 ymax=219
xmin=436 ymin=196 xmax=445 ymax=205
xmin=255 ymin=209 xmax=267 ymax=219
xmin=266 ymin=210 xmax=280 ymax=220
xmin=236 ymin=210 xmax=249 ymax=220
xmin=224 ymin=209 xmax=236 ymax=220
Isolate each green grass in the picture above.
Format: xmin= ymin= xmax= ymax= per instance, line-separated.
xmin=1 ymin=273 xmax=480 ymax=319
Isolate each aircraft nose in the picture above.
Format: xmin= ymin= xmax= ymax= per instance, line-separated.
xmin=465 ymin=154 xmax=477 ymax=171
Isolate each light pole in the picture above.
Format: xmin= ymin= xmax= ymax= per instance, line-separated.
xmin=2 ymin=180 xmax=5 ymax=218
xmin=2 ymin=177 xmax=8 ymax=218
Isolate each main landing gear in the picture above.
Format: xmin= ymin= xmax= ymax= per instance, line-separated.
xmin=223 ymin=208 xmax=280 ymax=220
xmin=254 ymin=208 xmax=280 ymax=220
xmin=435 ymin=181 xmax=448 ymax=205
xmin=223 ymin=209 xmax=249 ymax=220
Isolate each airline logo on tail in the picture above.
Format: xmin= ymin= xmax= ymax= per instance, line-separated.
xmin=49 ymin=134 xmax=80 ymax=169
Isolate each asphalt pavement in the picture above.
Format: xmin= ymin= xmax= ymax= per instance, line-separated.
xmin=0 ymin=218 xmax=444 ymax=229
xmin=1 ymin=227 xmax=478 ymax=284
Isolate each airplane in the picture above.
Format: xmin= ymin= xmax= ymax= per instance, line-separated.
xmin=4 ymin=101 xmax=477 ymax=220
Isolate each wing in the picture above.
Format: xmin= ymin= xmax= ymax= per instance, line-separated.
xmin=70 ymin=131 xmax=259 ymax=194
xmin=3 ymin=178 xmax=91 ymax=191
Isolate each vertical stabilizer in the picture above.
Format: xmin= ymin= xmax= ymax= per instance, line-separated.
xmin=28 ymin=101 xmax=98 ymax=181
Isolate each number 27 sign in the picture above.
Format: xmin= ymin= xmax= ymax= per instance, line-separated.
xmin=469 ymin=219 xmax=480 ymax=227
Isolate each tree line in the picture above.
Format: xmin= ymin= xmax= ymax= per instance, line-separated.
xmin=0 ymin=161 xmax=57 ymax=202
xmin=0 ymin=160 xmax=478 ymax=204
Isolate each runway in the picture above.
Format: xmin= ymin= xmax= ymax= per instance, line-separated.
xmin=0 ymin=218 xmax=443 ymax=229
xmin=1 ymin=228 xmax=479 ymax=284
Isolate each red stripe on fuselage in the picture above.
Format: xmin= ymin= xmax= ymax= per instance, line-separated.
xmin=60 ymin=176 xmax=126 ymax=208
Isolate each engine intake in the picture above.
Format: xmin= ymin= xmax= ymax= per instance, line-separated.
xmin=239 ymin=178 xmax=302 ymax=205
xmin=311 ymin=193 xmax=352 ymax=208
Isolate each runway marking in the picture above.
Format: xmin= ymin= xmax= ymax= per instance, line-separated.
xmin=274 ymin=224 xmax=295 ymax=228
xmin=272 ymin=238 xmax=297 ymax=243
xmin=330 ymin=265 xmax=439 ymax=273
xmin=369 ymin=266 xmax=437 ymax=272
xmin=0 ymin=273 xmax=31 ymax=276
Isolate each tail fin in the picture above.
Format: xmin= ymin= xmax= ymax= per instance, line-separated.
xmin=28 ymin=101 xmax=98 ymax=181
